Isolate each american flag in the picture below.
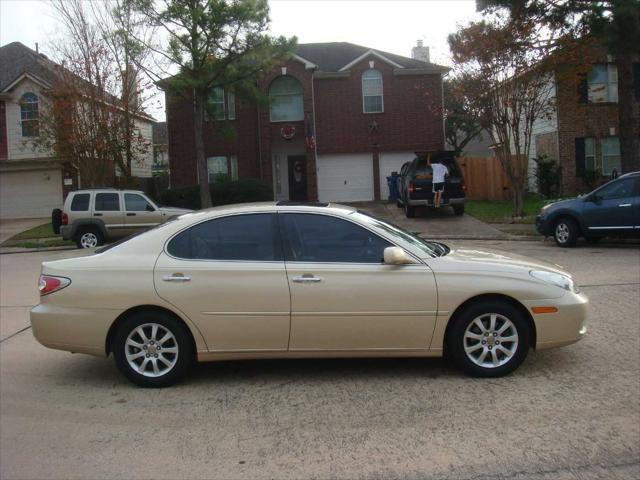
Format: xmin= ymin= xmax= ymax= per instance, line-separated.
xmin=305 ymin=114 xmax=316 ymax=150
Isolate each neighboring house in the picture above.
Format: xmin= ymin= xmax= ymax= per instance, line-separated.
xmin=152 ymin=121 xmax=169 ymax=173
xmin=519 ymin=43 xmax=640 ymax=195
xmin=0 ymin=42 xmax=154 ymax=219
xmin=164 ymin=41 xmax=449 ymax=202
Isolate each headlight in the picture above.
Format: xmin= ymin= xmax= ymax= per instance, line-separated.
xmin=530 ymin=270 xmax=579 ymax=293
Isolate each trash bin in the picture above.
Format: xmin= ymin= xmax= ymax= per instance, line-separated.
xmin=386 ymin=175 xmax=398 ymax=202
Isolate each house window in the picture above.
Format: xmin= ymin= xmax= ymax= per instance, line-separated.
xmin=208 ymin=87 xmax=225 ymax=120
xmin=227 ymin=90 xmax=236 ymax=120
xmin=207 ymin=156 xmax=238 ymax=182
xmin=269 ymin=76 xmax=303 ymax=122
xmin=362 ymin=69 xmax=383 ymax=113
xmin=602 ymin=137 xmax=621 ymax=175
xmin=587 ymin=64 xmax=618 ymax=103
xmin=20 ymin=92 xmax=39 ymax=137
xmin=584 ymin=137 xmax=596 ymax=171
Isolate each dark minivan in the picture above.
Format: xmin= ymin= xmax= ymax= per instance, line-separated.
xmin=536 ymin=171 xmax=640 ymax=247
xmin=397 ymin=151 xmax=466 ymax=217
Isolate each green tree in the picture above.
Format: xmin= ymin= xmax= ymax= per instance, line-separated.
xmin=477 ymin=0 xmax=640 ymax=172
xmin=444 ymin=76 xmax=485 ymax=157
xmin=129 ymin=0 xmax=296 ymax=208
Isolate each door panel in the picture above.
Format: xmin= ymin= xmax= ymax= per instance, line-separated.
xmin=582 ymin=177 xmax=637 ymax=233
xmin=92 ymin=192 xmax=124 ymax=236
xmin=286 ymin=263 xmax=438 ymax=350
xmin=123 ymin=193 xmax=163 ymax=235
xmin=154 ymin=256 xmax=291 ymax=351
xmin=288 ymin=155 xmax=307 ymax=201
xmin=153 ymin=213 xmax=291 ymax=351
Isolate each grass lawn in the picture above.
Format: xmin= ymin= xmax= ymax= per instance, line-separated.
xmin=465 ymin=197 xmax=550 ymax=224
xmin=9 ymin=222 xmax=56 ymax=240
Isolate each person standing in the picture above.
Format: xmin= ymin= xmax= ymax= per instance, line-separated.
xmin=429 ymin=157 xmax=449 ymax=208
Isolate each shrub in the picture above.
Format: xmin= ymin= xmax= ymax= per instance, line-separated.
xmin=159 ymin=178 xmax=273 ymax=210
xmin=533 ymin=155 xmax=562 ymax=198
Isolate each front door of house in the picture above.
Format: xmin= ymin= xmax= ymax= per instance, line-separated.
xmin=288 ymin=155 xmax=307 ymax=201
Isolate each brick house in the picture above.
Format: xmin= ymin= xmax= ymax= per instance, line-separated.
xmin=524 ymin=43 xmax=640 ymax=195
xmin=164 ymin=42 xmax=449 ymax=202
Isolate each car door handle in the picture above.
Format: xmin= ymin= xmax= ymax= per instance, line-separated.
xmin=162 ymin=274 xmax=191 ymax=282
xmin=94 ymin=213 xmax=103 ymax=216
xmin=618 ymin=203 xmax=632 ymax=207
xmin=127 ymin=212 xmax=136 ymax=216
xmin=292 ymin=275 xmax=322 ymax=283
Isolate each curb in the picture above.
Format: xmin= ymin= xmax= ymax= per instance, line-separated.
xmin=0 ymin=246 xmax=78 ymax=255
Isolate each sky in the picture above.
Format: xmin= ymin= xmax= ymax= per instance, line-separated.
xmin=0 ymin=0 xmax=481 ymax=120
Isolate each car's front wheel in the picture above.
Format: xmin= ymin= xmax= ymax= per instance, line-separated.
xmin=554 ymin=218 xmax=579 ymax=247
xmin=447 ymin=300 xmax=530 ymax=377
xmin=113 ymin=311 xmax=193 ymax=388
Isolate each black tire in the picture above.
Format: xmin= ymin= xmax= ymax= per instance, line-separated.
xmin=405 ymin=202 xmax=416 ymax=218
xmin=453 ymin=204 xmax=465 ymax=216
xmin=585 ymin=236 xmax=602 ymax=244
xmin=112 ymin=310 xmax=194 ymax=388
xmin=51 ymin=209 xmax=62 ymax=235
xmin=553 ymin=217 xmax=579 ymax=247
xmin=446 ymin=300 xmax=530 ymax=377
xmin=75 ymin=227 xmax=104 ymax=249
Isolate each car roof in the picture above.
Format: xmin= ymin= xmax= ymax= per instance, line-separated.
xmin=175 ymin=201 xmax=357 ymax=221
xmin=70 ymin=189 xmax=146 ymax=193
xmin=618 ymin=171 xmax=640 ymax=179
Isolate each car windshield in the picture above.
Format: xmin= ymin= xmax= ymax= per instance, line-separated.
xmin=351 ymin=210 xmax=449 ymax=258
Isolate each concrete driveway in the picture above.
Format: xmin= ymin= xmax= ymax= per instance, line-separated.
xmin=0 ymin=217 xmax=48 ymax=244
xmin=1 ymin=242 xmax=639 ymax=479
xmin=352 ymin=202 xmax=507 ymax=239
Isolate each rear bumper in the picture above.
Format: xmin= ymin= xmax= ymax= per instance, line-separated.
xmin=523 ymin=291 xmax=589 ymax=350
xmin=60 ymin=225 xmax=73 ymax=240
xmin=30 ymin=303 xmax=118 ymax=357
xmin=408 ymin=197 xmax=465 ymax=207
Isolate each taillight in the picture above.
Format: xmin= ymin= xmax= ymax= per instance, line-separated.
xmin=408 ymin=182 xmax=414 ymax=194
xmin=39 ymin=275 xmax=71 ymax=296
xmin=62 ymin=213 xmax=68 ymax=225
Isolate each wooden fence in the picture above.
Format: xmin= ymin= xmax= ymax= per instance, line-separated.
xmin=457 ymin=156 xmax=523 ymax=201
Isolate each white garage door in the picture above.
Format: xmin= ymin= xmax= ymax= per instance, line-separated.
xmin=379 ymin=151 xmax=416 ymax=200
xmin=0 ymin=168 xmax=63 ymax=219
xmin=317 ymin=154 xmax=374 ymax=202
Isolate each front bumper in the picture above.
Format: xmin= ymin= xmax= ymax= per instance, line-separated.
xmin=523 ymin=290 xmax=589 ymax=350
xmin=535 ymin=214 xmax=554 ymax=236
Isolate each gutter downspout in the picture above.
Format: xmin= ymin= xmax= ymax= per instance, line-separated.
xmin=311 ymin=69 xmax=319 ymax=200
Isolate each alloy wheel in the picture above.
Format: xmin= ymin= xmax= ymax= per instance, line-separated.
xmin=80 ymin=232 xmax=98 ymax=248
xmin=555 ymin=223 xmax=570 ymax=244
xmin=463 ymin=313 xmax=519 ymax=368
xmin=125 ymin=323 xmax=179 ymax=378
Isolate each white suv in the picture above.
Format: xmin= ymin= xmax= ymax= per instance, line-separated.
xmin=53 ymin=189 xmax=191 ymax=248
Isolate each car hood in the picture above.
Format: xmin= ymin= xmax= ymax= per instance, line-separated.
xmin=543 ymin=197 xmax=582 ymax=212
xmin=429 ymin=247 xmax=569 ymax=276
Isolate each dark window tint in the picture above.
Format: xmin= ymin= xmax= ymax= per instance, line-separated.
xmin=94 ymin=193 xmax=120 ymax=211
xmin=168 ymin=214 xmax=281 ymax=261
xmin=125 ymin=193 xmax=153 ymax=211
xmin=70 ymin=193 xmax=90 ymax=211
xmin=596 ymin=178 xmax=636 ymax=201
xmin=281 ymin=213 xmax=392 ymax=263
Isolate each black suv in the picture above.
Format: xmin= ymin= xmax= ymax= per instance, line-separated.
xmin=397 ymin=151 xmax=466 ymax=217
xmin=536 ymin=171 xmax=640 ymax=247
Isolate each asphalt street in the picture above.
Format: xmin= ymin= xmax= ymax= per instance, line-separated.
xmin=1 ymin=240 xmax=639 ymax=479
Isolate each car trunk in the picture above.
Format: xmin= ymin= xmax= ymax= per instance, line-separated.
xmin=410 ymin=152 xmax=465 ymax=202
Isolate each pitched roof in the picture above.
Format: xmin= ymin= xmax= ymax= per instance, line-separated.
xmin=295 ymin=42 xmax=448 ymax=73
xmin=0 ymin=42 xmax=60 ymax=92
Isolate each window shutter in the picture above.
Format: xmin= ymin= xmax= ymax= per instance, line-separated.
xmin=577 ymin=74 xmax=588 ymax=103
xmin=633 ymin=63 xmax=640 ymax=101
xmin=575 ymin=138 xmax=586 ymax=177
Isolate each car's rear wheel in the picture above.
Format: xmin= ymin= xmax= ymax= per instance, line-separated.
xmin=51 ymin=209 xmax=62 ymax=235
xmin=447 ymin=300 xmax=530 ymax=377
xmin=113 ymin=311 xmax=193 ymax=388
xmin=405 ymin=202 xmax=416 ymax=218
xmin=554 ymin=218 xmax=579 ymax=247
xmin=453 ymin=204 xmax=465 ymax=216
xmin=75 ymin=227 xmax=103 ymax=249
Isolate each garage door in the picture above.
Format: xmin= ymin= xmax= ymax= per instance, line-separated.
xmin=379 ymin=152 xmax=416 ymax=200
xmin=317 ymin=154 xmax=374 ymax=202
xmin=0 ymin=168 xmax=63 ymax=219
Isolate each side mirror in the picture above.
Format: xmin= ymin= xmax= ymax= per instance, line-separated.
xmin=383 ymin=246 xmax=416 ymax=265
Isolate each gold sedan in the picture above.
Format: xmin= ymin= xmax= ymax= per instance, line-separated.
xmin=31 ymin=203 xmax=588 ymax=387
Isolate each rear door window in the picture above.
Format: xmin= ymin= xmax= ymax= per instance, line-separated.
xmin=94 ymin=193 xmax=120 ymax=211
xmin=167 ymin=213 xmax=282 ymax=261
xmin=70 ymin=193 xmax=90 ymax=211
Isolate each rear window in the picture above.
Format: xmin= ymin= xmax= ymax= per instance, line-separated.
xmin=70 ymin=193 xmax=90 ymax=211
xmin=95 ymin=193 xmax=120 ymax=211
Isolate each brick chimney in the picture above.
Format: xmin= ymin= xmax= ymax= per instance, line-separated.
xmin=411 ymin=40 xmax=430 ymax=63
